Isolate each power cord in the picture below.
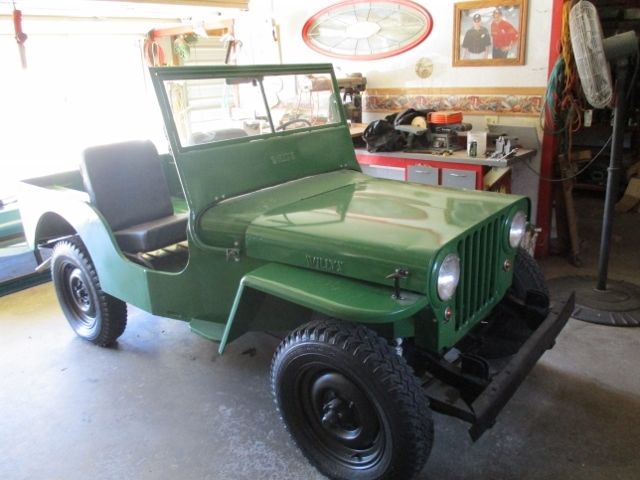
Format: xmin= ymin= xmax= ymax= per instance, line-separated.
xmin=523 ymin=134 xmax=612 ymax=182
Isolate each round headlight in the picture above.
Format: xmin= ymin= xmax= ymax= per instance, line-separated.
xmin=437 ymin=253 xmax=460 ymax=301
xmin=509 ymin=210 xmax=527 ymax=248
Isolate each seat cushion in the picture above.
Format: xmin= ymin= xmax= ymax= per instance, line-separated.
xmin=114 ymin=214 xmax=188 ymax=253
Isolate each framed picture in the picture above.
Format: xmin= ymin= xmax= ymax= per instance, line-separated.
xmin=453 ymin=0 xmax=528 ymax=66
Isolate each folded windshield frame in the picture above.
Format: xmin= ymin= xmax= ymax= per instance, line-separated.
xmin=149 ymin=64 xmax=345 ymax=153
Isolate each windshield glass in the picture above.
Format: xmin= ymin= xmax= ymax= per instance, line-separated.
xmin=162 ymin=72 xmax=341 ymax=148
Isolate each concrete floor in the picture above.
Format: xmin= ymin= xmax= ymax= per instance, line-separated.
xmin=1 ymin=193 xmax=640 ymax=480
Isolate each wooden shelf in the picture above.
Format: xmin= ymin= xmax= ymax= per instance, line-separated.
xmin=573 ymin=183 xmax=605 ymax=193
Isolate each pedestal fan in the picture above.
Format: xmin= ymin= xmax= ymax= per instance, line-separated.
xmin=549 ymin=0 xmax=640 ymax=326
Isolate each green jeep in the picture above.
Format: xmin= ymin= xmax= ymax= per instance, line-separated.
xmin=18 ymin=63 xmax=573 ymax=480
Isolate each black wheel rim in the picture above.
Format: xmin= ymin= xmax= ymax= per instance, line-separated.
xmin=61 ymin=262 xmax=97 ymax=330
xmin=296 ymin=364 xmax=386 ymax=470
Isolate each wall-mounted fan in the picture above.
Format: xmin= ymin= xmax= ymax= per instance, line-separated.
xmin=551 ymin=1 xmax=640 ymax=326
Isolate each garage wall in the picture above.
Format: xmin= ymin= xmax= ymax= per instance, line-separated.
xmin=244 ymin=0 xmax=552 ymax=130
xmin=259 ymin=0 xmax=553 ymax=88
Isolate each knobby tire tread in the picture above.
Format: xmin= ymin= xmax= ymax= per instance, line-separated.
xmin=271 ymin=318 xmax=433 ymax=480
xmin=53 ymin=240 xmax=127 ymax=346
xmin=513 ymin=247 xmax=549 ymax=299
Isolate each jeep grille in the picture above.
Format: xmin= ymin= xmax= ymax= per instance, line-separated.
xmin=454 ymin=216 xmax=505 ymax=330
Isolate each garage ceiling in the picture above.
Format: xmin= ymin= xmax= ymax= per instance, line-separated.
xmin=128 ymin=0 xmax=248 ymax=8
xmin=0 ymin=0 xmax=248 ymax=19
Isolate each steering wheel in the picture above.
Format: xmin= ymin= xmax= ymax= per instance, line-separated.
xmin=277 ymin=119 xmax=312 ymax=131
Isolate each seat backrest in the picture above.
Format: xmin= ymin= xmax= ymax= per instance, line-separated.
xmin=80 ymin=140 xmax=174 ymax=231
xmin=189 ymin=128 xmax=248 ymax=146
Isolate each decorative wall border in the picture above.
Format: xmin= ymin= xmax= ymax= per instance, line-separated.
xmin=364 ymin=87 xmax=545 ymax=116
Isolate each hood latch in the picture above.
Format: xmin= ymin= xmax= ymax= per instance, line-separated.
xmin=386 ymin=268 xmax=409 ymax=300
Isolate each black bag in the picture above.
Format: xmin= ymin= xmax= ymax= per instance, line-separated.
xmin=362 ymin=115 xmax=405 ymax=153
xmin=362 ymin=109 xmax=435 ymax=152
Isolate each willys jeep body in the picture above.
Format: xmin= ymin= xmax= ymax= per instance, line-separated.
xmin=18 ymin=64 xmax=573 ymax=480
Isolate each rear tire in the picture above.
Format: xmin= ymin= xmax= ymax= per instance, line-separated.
xmin=51 ymin=240 xmax=127 ymax=346
xmin=271 ymin=318 xmax=433 ymax=480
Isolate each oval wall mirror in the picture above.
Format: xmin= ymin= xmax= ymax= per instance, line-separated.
xmin=302 ymin=0 xmax=433 ymax=60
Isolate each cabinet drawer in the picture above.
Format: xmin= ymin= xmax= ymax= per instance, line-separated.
xmin=442 ymin=168 xmax=476 ymax=189
xmin=361 ymin=164 xmax=405 ymax=181
xmin=407 ymin=165 xmax=438 ymax=185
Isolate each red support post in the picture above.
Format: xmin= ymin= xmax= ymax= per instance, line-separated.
xmin=535 ymin=0 xmax=565 ymax=258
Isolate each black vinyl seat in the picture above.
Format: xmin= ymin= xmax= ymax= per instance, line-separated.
xmin=80 ymin=140 xmax=187 ymax=254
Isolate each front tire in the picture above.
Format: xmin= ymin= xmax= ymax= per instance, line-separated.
xmin=51 ymin=240 xmax=127 ymax=346
xmin=511 ymin=247 xmax=549 ymax=300
xmin=271 ymin=319 xmax=433 ymax=480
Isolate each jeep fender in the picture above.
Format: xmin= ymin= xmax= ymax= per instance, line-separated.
xmin=218 ymin=262 xmax=428 ymax=353
xmin=18 ymin=181 xmax=152 ymax=308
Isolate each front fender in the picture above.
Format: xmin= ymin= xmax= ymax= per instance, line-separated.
xmin=218 ymin=263 xmax=429 ymax=353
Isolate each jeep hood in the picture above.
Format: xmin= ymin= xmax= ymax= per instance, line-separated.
xmin=198 ymin=170 xmax=526 ymax=293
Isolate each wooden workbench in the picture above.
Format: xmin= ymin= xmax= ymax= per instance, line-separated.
xmin=349 ymin=123 xmax=368 ymax=138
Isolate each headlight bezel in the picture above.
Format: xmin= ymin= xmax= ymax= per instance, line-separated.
xmin=436 ymin=252 xmax=461 ymax=301
xmin=507 ymin=209 xmax=528 ymax=249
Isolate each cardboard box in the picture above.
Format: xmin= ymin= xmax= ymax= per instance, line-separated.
xmin=483 ymin=166 xmax=510 ymax=191
xmin=615 ymin=177 xmax=640 ymax=212
xmin=571 ymin=149 xmax=592 ymax=164
xmin=467 ymin=131 xmax=488 ymax=156
xmin=626 ymin=161 xmax=640 ymax=180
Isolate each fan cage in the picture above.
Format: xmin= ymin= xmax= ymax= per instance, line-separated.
xmin=569 ymin=1 xmax=613 ymax=109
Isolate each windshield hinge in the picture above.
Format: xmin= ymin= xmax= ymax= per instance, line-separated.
xmin=226 ymin=248 xmax=240 ymax=262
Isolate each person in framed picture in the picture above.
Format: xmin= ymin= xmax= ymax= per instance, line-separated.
xmin=490 ymin=7 xmax=519 ymax=58
xmin=461 ymin=13 xmax=491 ymax=59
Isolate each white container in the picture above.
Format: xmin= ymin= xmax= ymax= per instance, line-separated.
xmin=467 ymin=131 xmax=488 ymax=156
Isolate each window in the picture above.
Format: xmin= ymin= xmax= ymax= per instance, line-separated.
xmin=163 ymin=72 xmax=341 ymax=148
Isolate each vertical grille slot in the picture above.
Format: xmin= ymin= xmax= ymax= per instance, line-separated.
xmin=455 ymin=217 xmax=502 ymax=331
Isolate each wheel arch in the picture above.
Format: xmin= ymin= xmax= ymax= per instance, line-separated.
xmin=24 ymin=201 xmax=152 ymax=309
xmin=34 ymin=211 xmax=77 ymax=244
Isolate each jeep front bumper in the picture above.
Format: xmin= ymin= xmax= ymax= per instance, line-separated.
xmin=423 ymin=291 xmax=575 ymax=440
